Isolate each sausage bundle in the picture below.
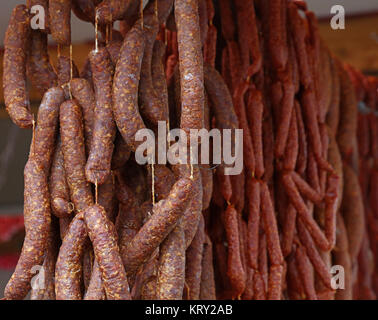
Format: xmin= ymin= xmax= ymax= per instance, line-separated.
xmin=2 ymin=0 xmax=377 ymax=300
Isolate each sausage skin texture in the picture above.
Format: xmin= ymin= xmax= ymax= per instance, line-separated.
xmin=55 ymin=213 xmax=86 ymax=300
xmin=139 ymin=9 xmax=168 ymax=125
xmin=50 ymin=139 xmax=72 ymax=219
xmin=122 ymin=178 xmax=195 ymax=278
xmin=60 ymin=100 xmax=94 ymax=213
xmin=27 ymin=30 xmax=58 ymax=95
xmin=175 ymin=0 xmax=205 ymax=135
xmin=157 ymin=223 xmax=186 ymax=300
xmin=86 ymin=48 xmax=116 ymax=185
xmin=84 ymin=204 xmax=131 ymax=300
xmin=70 ymin=78 xmax=95 ymax=154
xmin=3 ymin=5 xmax=33 ymax=129
xmin=49 ymin=0 xmax=71 ymax=45
xmin=113 ymin=20 xmax=146 ymax=152
xmin=32 ymin=87 xmax=65 ymax=174
xmin=203 ymin=64 xmax=239 ymax=130
xmin=4 ymin=159 xmax=51 ymax=300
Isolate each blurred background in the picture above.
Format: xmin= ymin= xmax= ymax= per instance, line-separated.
xmin=0 ymin=0 xmax=377 ymax=295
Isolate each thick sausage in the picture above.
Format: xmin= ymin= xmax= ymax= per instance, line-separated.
xmin=60 ymin=100 xmax=94 ymax=212
xmin=84 ymin=204 xmax=131 ymax=300
xmin=122 ymin=178 xmax=194 ymax=278
xmin=4 ymin=159 xmax=51 ymax=300
xmin=55 ymin=213 xmax=86 ymax=299
xmin=86 ymin=48 xmax=116 ymax=185
xmin=49 ymin=0 xmax=71 ymax=45
xmin=3 ymin=5 xmax=33 ymax=129
xmin=156 ymin=223 xmax=186 ymax=300
xmin=70 ymin=78 xmax=95 ymax=154
xmin=27 ymin=31 xmax=57 ymax=95
xmin=50 ymin=139 xmax=72 ymax=219
xmin=139 ymin=10 xmax=168 ymax=124
xmin=175 ymin=0 xmax=205 ymax=134
xmin=32 ymin=87 xmax=65 ymax=173
xmin=113 ymin=20 xmax=146 ymax=152
xmin=184 ymin=215 xmax=205 ymax=300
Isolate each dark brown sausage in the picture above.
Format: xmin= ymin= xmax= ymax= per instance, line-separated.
xmin=139 ymin=10 xmax=168 ymax=124
xmin=341 ymin=163 xmax=365 ymax=261
xmin=175 ymin=0 xmax=205 ymax=135
xmin=199 ymin=235 xmax=216 ymax=300
xmin=84 ymin=204 xmax=131 ymax=300
xmin=3 ymin=5 xmax=33 ymax=129
xmin=86 ymin=48 xmax=116 ymax=185
xmin=60 ymin=100 xmax=94 ymax=213
xmin=84 ymin=260 xmax=105 ymax=300
xmin=50 ymin=139 xmax=72 ymax=219
xmin=27 ymin=31 xmax=57 ymax=95
xmin=156 ymin=223 xmax=186 ymax=300
xmin=96 ymin=0 xmax=139 ymax=25
xmin=57 ymin=55 xmax=79 ymax=87
xmin=55 ymin=213 xmax=86 ymax=300
xmin=4 ymin=159 xmax=51 ymax=300
xmin=31 ymin=87 xmax=65 ymax=173
xmin=224 ymin=205 xmax=246 ymax=298
xmin=203 ymin=64 xmax=239 ymax=130
xmin=49 ymin=0 xmax=71 ymax=45
xmin=184 ymin=214 xmax=205 ymax=300
xmin=70 ymin=78 xmax=96 ymax=154
xmin=122 ymin=178 xmax=194 ymax=278
xmin=113 ymin=20 xmax=146 ymax=152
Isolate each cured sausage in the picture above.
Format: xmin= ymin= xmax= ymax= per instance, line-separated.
xmin=50 ymin=0 xmax=71 ymax=45
xmin=96 ymin=0 xmax=139 ymax=25
xmin=4 ymin=159 xmax=51 ymax=300
xmin=203 ymin=64 xmax=239 ymax=130
xmin=86 ymin=48 xmax=116 ymax=185
xmin=224 ymin=205 xmax=245 ymax=298
xmin=27 ymin=31 xmax=57 ymax=95
xmin=199 ymin=235 xmax=216 ymax=300
xmin=139 ymin=9 xmax=168 ymax=124
xmin=60 ymin=100 xmax=94 ymax=212
xmin=122 ymin=178 xmax=194 ymax=278
xmin=70 ymin=78 xmax=95 ymax=154
xmin=32 ymin=87 xmax=65 ymax=173
xmin=156 ymin=223 xmax=186 ymax=300
xmin=57 ymin=55 xmax=79 ymax=87
xmin=111 ymin=134 xmax=131 ymax=170
xmin=341 ymin=163 xmax=365 ymax=261
xmin=246 ymin=87 xmax=265 ymax=178
xmin=246 ymin=178 xmax=260 ymax=270
xmin=3 ymin=5 xmax=33 ymax=129
xmin=233 ymin=81 xmax=255 ymax=174
xmin=175 ymin=0 xmax=205 ymax=134
xmin=152 ymin=40 xmax=170 ymax=125
xmin=113 ymin=20 xmax=146 ymax=152
xmin=55 ymin=213 xmax=86 ymax=300
xmin=184 ymin=215 xmax=205 ymax=300
xmin=71 ymin=0 xmax=97 ymax=23
xmin=84 ymin=204 xmax=131 ymax=300
xmin=50 ymin=139 xmax=72 ymax=219
xmin=84 ymin=260 xmax=105 ymax=300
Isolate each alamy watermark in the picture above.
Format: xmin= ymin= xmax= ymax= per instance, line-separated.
xmin=134 ymin=122 xmax=243 ymax=176
xmin=330 ymin=5 xmax=345 ymax=30
xmin=30 ymin=5 xmax=46 ymax=30
xmin=31 ymin=265 xmax=45 ymax=291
